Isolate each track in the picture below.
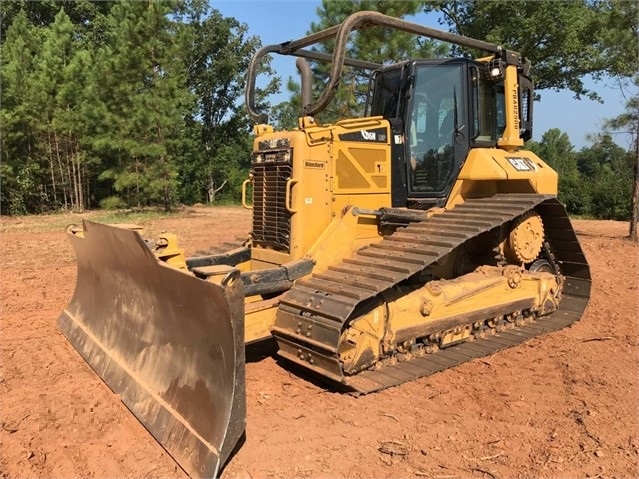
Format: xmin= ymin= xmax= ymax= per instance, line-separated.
xmin=272 ymin=194 xmax=591 ymax=393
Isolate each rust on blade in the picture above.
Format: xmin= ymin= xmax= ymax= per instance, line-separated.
xmin=58 ymin=220 xmax=245 ymax=478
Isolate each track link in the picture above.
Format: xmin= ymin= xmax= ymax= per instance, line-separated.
xmin=272 ymin=194 xmax=591 ymax=393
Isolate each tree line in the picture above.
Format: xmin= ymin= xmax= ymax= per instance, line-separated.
xmin=1 ymin=0 xmax=277 ymax=214
xmin=1 ymin=0 xmax=637 ymax=234
xmin=526 ymin=130 xmax=635 ymax=221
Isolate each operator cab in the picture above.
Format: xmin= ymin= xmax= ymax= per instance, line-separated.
xmin=367 ymin=59 xmax=509 ymax=208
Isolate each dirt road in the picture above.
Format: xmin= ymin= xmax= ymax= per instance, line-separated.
xmin=1 ymin=207 xmax=637 ymax=478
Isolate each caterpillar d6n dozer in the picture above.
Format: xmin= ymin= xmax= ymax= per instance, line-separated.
xmin=59 ymin=11 xmax=591 ymax=478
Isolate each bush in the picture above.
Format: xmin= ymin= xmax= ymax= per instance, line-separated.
xmin=99 ymin=195 xmax=127 ymax=210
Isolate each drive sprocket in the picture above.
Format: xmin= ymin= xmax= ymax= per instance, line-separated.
xmin=505 ymin=211 xmax=544 ymax=264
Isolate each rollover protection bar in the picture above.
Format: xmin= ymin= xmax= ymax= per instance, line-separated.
xmin=245 ymin=10 xmax=525 ymax=121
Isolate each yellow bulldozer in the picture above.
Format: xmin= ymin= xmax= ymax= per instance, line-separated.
xmin=59 ymin=11 xmax=591 ymax=478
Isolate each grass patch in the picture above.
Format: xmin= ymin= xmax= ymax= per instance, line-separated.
xmin=0 ymin=203 xmax=246 ymax=234
xmin=0 ymin=207 xmax=185 ymax=234
xmin=90 ymin=208 xmax=181 ymax=224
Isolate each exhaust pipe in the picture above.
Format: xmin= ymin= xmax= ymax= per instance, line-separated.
xmin=296 ymin=58 xmax=313 ymax=117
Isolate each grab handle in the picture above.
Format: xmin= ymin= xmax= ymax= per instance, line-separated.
xmin=241 ymin=179 xmax=252 ymax=210
xmin=285 ymin=178 xmax=299 ymax=214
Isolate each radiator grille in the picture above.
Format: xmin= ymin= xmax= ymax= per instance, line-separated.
xmin=252 ymin=161 xmax=292 ymax=252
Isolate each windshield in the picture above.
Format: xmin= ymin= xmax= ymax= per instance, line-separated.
xmin=407 ymin=64 xmax=465 ymax=195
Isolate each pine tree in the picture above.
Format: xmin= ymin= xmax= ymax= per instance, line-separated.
xmin=32 ymin=8 xmax=89 ymax=211
xmin=0 ymin=11 xmax=44 ymax=214
xmin=92 ymin=0 xmax=190 ymax=210
xmin=1 ymin=0 xmax=281 ymax=212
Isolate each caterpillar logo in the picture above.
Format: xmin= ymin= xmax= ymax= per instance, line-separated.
xmin=304 ymin=161 xmax=326 ymax=169
xmin=507 ymin=157 xmax=537 ymax=172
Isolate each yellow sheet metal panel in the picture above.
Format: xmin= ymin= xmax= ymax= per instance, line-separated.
xmin=251 ymin=128 xmax=333 ymax=261
xmin=497 ymin=64 xmax=524 ymax=151
xmin=457 ymin=148 xmax=509 ymax=180
xmin=330 ymin=118 xmax=392 ymax=197
xmin=250 ymin=118 xmax=392 ymax=264
xmin=244 ymin=302 xmax=278 ymax=345
xmin=304 ymin=205 xmax=385 ymax=275
xmin=448 ymin=148 xmax=558 ymax=207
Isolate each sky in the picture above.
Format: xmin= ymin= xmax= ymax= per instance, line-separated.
xmin=212 ymin=0 xmax=630 ymax=150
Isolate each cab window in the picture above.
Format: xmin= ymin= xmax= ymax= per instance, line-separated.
xmin=407 ymin=64 xmax=464 ymax=194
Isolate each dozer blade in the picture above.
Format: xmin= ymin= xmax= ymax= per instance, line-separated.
xmin=58 ymin=220 xmax=245 ymax=478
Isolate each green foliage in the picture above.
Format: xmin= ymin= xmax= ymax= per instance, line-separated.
xmin=3 ymin=0 xmax=635 ymax=221
xmin=588 ymin=167 xmax=631 ymax=220
xmin=0 ymin=0 xmax=114 ymax=43
xmin=603 ymin=76 xmax=639 ymax=145
xmin=602 ymin=75 xmax=639 ymax=238
xmin=174 ymin=4 xmax=276 ymax=205
xmin=1 ymin=1 xmax=268 ymax=214
xmin=99 ymin=195 xmax=127 ymax=210
xmin=0 ymin=160 xmax=44 ymax=215
xmin=424 ymin=0 xmax=638 ymax=100
xmin=86 ymin=0 xmax=189 ymax=211
xmin=526 ymin=129 xmax=586 ymax=214
xmin=270 ymin=78 xmax=303 ymax=130
xmin=527 ymin=130 xmax=633 ymax=220
xmin=577 ymin=134 xmax=634 ymax=220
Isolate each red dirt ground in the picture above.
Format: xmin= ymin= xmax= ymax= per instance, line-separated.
xmin=1 ymin=206 xmax=637 ymax=479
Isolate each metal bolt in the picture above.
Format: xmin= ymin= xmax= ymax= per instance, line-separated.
xmin=420 ymin=298 xmax=433 ymax=316
xmin=428 ymin=283 xmax=442 ymax=296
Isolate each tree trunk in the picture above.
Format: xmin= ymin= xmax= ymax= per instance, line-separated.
xmin=75 ymin=140 xmax=84 ymax=211
xmin=69 ymin=146 xmax=79 ymax=211
xmin=53 ymin=130 xmax=69 ymax=210
xmin=85 ymin=167 xmax=91 ymax=210
xmin=630 ymin=134 xmax=638 ymax=242
xmin=207 ymin=178 xmax=227 ymax=203
xmin=135 ymin=159 xmax=141 ymax=208
xmin=47 ymin=129 xmax=58 ymax=207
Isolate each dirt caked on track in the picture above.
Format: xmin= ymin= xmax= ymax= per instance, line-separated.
xmin=1 ymin=206 xmax=637 ymax=479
